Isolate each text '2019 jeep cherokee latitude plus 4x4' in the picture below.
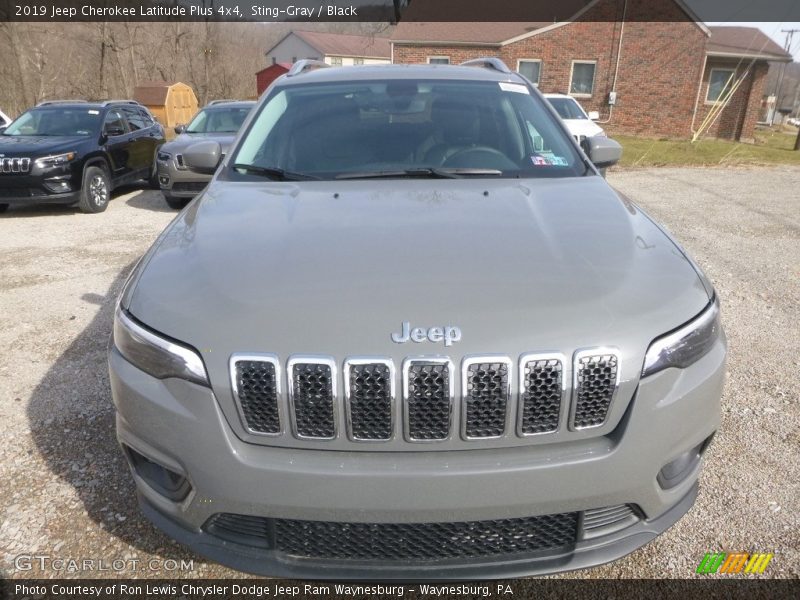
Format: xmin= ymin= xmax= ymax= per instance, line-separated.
xmin=109 ymin=59 xmax=726 ymax=579
xmin=0 ymin=100 xmax=164 ymax=213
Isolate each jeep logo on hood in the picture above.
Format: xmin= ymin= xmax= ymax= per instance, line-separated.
xmin=391 ymin=321 xmax=462 ymax=347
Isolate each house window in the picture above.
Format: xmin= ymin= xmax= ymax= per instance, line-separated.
xmin=517 ymin=59 xmax=541 ymax=86
xmin=353 ymin=58 xmax=364 ymax=65
xmin=707 ymin=68 xmax=736 ymax=103
xmin=271 ymin=57 xmax=276 ymax=65
xmin=569 ymin=61 xmax=596 ymax=96
xmin=427 ymin=56 xmax=450 ymax=65
xmin=330 ymin=56 xmax=343 ymax=66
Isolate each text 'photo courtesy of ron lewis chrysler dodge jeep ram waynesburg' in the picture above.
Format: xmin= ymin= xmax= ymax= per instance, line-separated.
xmin=107 ymin=58 xmax=726 ymax=579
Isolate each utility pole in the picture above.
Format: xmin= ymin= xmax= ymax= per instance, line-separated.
xmin=773 ymin=29 xmax=799 ymax=125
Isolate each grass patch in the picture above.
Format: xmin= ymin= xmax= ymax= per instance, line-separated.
xmin=614 ymin=128 xmax=800 ymax=168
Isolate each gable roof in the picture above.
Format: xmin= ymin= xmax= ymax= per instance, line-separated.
xmin=391 ymin=22 xmax=549 ymax=46
xmin=707 ymin=26 xmax=793 ymax=62
xmin=277 ymin=30 xmax=391 ymax=59
xmin=133 ymin=81 xmax=183 ymax=106
xmin=392 ymin=0 xmax=710 ymax=46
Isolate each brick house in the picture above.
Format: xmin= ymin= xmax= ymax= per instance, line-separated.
xmin=391 ymin=0 xmax=793 ymax=141
xmin=265 ymin=30 xmax=391 ymax=67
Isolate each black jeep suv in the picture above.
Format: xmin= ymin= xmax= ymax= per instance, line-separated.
xmin=0 ymin=100 xmax=165 ymax=213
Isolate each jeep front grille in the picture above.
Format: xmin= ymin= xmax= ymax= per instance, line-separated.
xmin=1 ymin=157 xmax=31 ymax=174
xmin=519 ymin=355 xmax=564 ymax=435
xmin=572 ymin=350 xmax=619 ymax=430
xmin=344 ymin=359 xmax=394 ymax=441
xmin=288 ymin=357 xmax=337 ymax=439
xmin=403 ymin=358 xmax=453 ymax=441
xmin=228 ymin=349 xmax=621 ymax=446
xmin=462 ymin=357 xmax=510 ymax=439
xmin=231 ymin=355 xmax=281 ymax=435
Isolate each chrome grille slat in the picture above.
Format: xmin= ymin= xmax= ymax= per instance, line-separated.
xmin=344 ymin=358 xmax=395 ymax=441
xmin=461 ymin=356 xmax=511 ymax=439
xmin=571 ymin=349 xmax=620 ymax=430
xmin=1 ymin=157 xmax=32 ymax=173
xmin=403 ymin=358 xmax=454 ymax=442
xmin=228 ymin=350 xmax=624 ymax=444
xmin=518 ymin=354 xmax=565 ymax=436
xmin=230 ymin=354 xmax=282 ymax=436
xmin=288 ymin=356 xmax=337 ymax=440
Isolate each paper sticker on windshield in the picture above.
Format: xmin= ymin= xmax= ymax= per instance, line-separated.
xmin=531 ymin=155 xmax=569 ymax=167
xmin=499 ymin=82 xmax=529 ymax=94
xmin=531 ymin=155 xmax=550 ymax=166
xmin=88 ymin=110 xmax=99 ymax=115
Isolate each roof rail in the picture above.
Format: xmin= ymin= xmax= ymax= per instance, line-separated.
xmin=458 ymin=57 xmax=512 ymax=74
xmin=207 ymin=99 xmax=238 ymax=105
xmin=36 ymin=100 xmax=88 ymax=107
xmin=100 ymin=100 xmax=142 ymax=107
xmin=286 ymin=59 xmax=330 ymax=78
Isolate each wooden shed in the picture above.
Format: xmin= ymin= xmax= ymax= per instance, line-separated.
xmin=256 ymin=63 xmax=292 ymax=95
xmin=133 ymin=81 xmax=198 ymax=135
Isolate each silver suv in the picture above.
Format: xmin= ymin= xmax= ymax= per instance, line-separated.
xmin=109 ymin=59 xmax=725 ymax=579
xmin=155 ymin=100 xmax=254 ymax=209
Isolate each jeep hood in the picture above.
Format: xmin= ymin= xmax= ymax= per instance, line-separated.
xmin=126 ymin=177 xmax=710 ymax=386
xmin=163 ymin=132 xmax=237 ymax=153
xmin=0 ymin=135 xmax=88 ymax=155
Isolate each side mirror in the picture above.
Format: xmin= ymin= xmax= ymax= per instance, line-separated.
xmin=587 ymin=110 xmax=600 ymax=121
xmin=174 ymin=124 xmax=186 ymax=134
xmin=581 ymin=136 xmax=622 ymax=170
xmin=182 ymin=141 xmax=222 ymax=175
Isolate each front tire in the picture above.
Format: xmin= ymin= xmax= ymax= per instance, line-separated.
xmin=163 ymin=192 xmax=188 ymax=210
xmin=0 ymin=204 xmax=9 ymax=213
xmin=78 ymin=166 xmax=111 ymax=214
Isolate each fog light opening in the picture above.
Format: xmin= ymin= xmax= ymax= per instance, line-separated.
xmin=657 ymin=432 xmax=715 ymax=490
xmin=43 ymin=180 xmax=73 ymax=193
xmin=123 ymin=445 xmax=191 ymax=502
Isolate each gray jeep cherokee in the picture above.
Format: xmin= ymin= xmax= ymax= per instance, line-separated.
xmin=108 ymin=59 xmax=726 ymax=579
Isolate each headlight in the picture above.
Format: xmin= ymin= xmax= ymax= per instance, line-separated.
xmin=113 ymin=306 xmax=209 ymax=386
xmin=642 ymin=297 xmax=721 ymax=377
xmin=157 ymin=150 xmax=172 ymax=162
xmin=35 ymin=152 xmax=76 ymax=168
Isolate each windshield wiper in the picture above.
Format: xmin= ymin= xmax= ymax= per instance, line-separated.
xmin=336 ymin=167 xmax=502 ymax=180
xmin=232 ymin=164 xmax=319 ymax=181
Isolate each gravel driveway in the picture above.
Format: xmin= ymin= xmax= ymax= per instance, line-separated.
xmin=1 ymin=168 xmax=798 ymax=580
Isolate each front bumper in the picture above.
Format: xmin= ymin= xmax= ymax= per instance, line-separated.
xmin=109 ymin=338 xmax=725 ymax=579
xmin=157 ymin=158 xmax=210 ymax=198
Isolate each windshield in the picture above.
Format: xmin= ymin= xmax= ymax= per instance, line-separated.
xmin=547 ymin=97 xmax=588 ymax=120
xmin=186 ymin=106 xmax=251 ymax=134
xmin=3 ymin=107 xmax=101 ymax=136
xmin=230 ymin=79 xmax=585 ymax=180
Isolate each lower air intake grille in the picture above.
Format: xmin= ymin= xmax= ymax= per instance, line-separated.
xmin=573 ymin=353 xmax=619 ymax=429
xmin=205 ymin=513 xmax=272 ymax=549
xmin=347 ymin=362 xmax=393 ymax=440
xmin=520 ymin=357 xmax=563 ymax=435
xmin=290 ymin=361 xmax=336 ymax=439
xmin=582 ymin=504 xmax=639 ymax=539
xmin=406 ymin=361 xmax=452 ymax=441
xmin=463 ymin=360 xmax=509 ymax=438
xmin=233 ymin=359 xmax=280 ymax=434
xmin=275 ymin=513 xmax=578 ymax=561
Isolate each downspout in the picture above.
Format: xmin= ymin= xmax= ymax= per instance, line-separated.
xmin=690 ymin=54 xmax=708 ymax=135
xmin=390 ymin=41 xmax=394 ymax=64
xmin=597 ymin=0 xmax=627 ymax=124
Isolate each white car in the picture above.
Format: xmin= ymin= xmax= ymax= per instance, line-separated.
xmin=544 ymin=93 xmax=605 ymax=141
xmin=0 ymin=109 xmax=10 ymax=129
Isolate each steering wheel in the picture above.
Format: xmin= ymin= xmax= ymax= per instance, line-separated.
xmin=443 ymin=146 xmax=516 ymax=170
